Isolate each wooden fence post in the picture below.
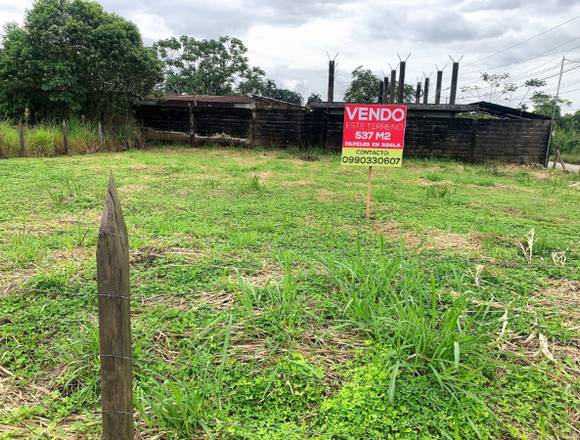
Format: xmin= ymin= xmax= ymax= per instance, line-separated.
xmin=62 ymin=120 xmax=69 ymax=154
xmin=188 ymin=101 xmax=197 ymax=147
xmin=97 ymin=174 xmax=134 ymax=440
xmin=18 ymin=120 xmax=25 ymax=157
xmin=98 ymin=121 xmax=104 ymax=149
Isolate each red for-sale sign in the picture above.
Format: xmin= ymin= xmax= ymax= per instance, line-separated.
xmin=341 ymin=104 xmax=407 ymax=167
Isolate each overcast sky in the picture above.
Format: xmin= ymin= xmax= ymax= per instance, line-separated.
xmin=2 ymin=0 xmax=580 ymax=112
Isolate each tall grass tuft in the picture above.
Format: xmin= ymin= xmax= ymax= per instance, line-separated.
xmin=0 ymin=121 xmax=20 ymax=156
xmin=135 ymin=316 xmax=233 ymax=437
xmin=237 ymin=260 xmax=302 ymax=337
xmin=0 ymin=119 xmax=140 ymax=158
xmin=324 ymin=243 xmax=489 ymax=398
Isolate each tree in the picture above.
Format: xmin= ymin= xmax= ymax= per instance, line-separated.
xmin=518 ymin=78 xmax=546 ymax=110
xmin=306 ymin=93 xmax=322 ymax=106
xmin=0 ymin=0 xmax=162 ymax=120
xmin=344 ymin=67 xmax=381 ymax=103
xmin=154 ymin=35 xmax=252 ymax=96
xmin=345 ymin=67 xmax=414 ymax=103
xmin=237 ymin=66 xmax=275 ymax=96
xmin=392 ymin=82 xmax=416 ymax=104
xmin=267 ymin=88 xmax=302 ymax=105
xmin=0 ymin=23 xmax=36 ymax=118
xmin=461 ymin=72 xmax=518 ymax=104
xmin=529 ymin=92 xmax=571 ymax=119
xmin=153 ymin=35 xmax=302 ymax=104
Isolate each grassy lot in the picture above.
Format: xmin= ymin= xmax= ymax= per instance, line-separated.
xmin=0 ymin=147 xmax=579 ymax=439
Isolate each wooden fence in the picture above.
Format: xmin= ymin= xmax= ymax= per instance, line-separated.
xmin=2 ymin=120 xmax=126 ymax=158
xmin=96 ymin=175 xmax=134 ymax=439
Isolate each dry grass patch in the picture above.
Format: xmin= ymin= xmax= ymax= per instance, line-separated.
xmin=229 ymin=261 xmax=283 ymax=287
xmin=416 ymin=178 xmax=450 ymax=187
xmin=429 ymin=231 xmax=481 ymax=252
xmin=315 ymin=189 xmax=339 ymax=202
xmin=130 ymin=246 xmax=202 ymax=266
xmin=249 ymin=171 xmax=273 ymax=181
xmin=0 ymin=268 xmax=37 ymax=297
xmin=372 ymin=221 xmax=481 ymax=252
xmin=117 ymin=183 xmax=147 ymax=195
xmin=285 ymin=179 xmax=313 ymax=188
xmin=0 ymin=370 xmax=97 ymax=440
xmin=294 ymin=326 xmax=364 ymax=388
xmin=49 ymin=247 xmax=94 ymax=264
xmin=532 ymin=279 xmax=579 ymax=330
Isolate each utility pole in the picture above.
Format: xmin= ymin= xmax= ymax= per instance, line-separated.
xmin=544 ymin=56 xmax=565 ymax=168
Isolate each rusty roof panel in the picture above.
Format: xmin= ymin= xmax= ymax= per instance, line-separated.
xmin=164 ymin=95 xmax=254 ymax=104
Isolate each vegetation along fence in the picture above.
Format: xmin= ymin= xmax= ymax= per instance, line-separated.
xmin=0 ymin=120 xmax=141 ymax=158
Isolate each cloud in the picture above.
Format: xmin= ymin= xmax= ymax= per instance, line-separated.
xmin=1 ymin=0 xmax=580 ymax=110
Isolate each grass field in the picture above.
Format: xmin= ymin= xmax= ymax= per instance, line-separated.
xmin=0 ymin=147 xmax=579 ymax=439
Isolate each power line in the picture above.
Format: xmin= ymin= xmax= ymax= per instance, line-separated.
xmin=461 ymin=52 xmax=580 ymax=90
xmin=508 ymin=62 xmax=563 ymax=83
xmin=458 ymin=58 xmax=564 ymax=90
xmin=512 ymin=41 xmax=580 ymax=78
xmin=534 ymin=63 xmax=580 ymax=83
xmin=558 ymin=86 xmax=580 ymax=95
xmin=461 ymin=36 xmax=580 ymax=77
xmin=463 ymin=63 xmax=580 ymax=97
xmin=462 ymin=15 xmax=580 ymax=68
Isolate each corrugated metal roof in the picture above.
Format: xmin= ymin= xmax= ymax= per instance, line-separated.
xmin=309 ymin=101 xmax=549 ymax=120
xmin=164 ymin=95 xmax=253 ymax=104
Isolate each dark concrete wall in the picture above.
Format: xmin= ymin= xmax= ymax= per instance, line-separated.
xmin=134 ymin=105 xmax=550 ymax=163
xmin=301 ymin=111 xmax=550 ymax=163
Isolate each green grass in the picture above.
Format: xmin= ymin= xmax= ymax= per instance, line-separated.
xmin=0 ymin=147 xmax=579 ymax=439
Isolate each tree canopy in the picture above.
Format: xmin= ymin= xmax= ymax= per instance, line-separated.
xmin=153 ymin=35 xmax=250 ymax=96
xmin=0 ymin=0 xmax=162 ymax=121
xmin=344 ymin=68 xmax=381 ymax=103
xmin=153 ymin=35 xmax=302 ymax=105
xmin=345 ymin=67 xmax=414 ymax=104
